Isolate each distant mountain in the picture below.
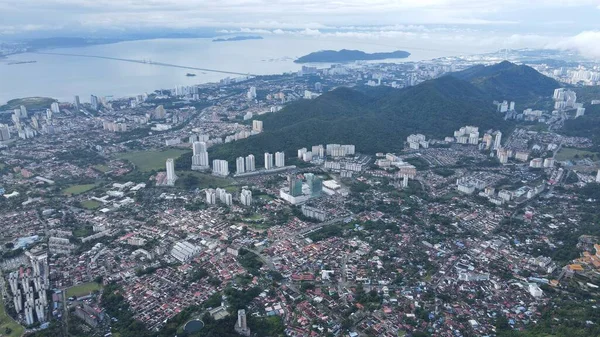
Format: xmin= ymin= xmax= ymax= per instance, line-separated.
xmin=212 ymin=36 xmax=263 ymax=42
xmin=295 ymin=49 xmax=410 ymax=63
xmin=450 ymin=61 xmax=560 ymax=105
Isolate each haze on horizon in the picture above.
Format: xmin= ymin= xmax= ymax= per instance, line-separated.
xmin=1 ymin=0 xmax=600 ymax=58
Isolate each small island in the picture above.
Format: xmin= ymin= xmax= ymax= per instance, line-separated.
xmin=212 ymin=36 xmax=263 ymax=42
xmin=186 ymin=73 xmax=196 ymax=77
xmin=295 ymin=49 xmax=410 ymax=63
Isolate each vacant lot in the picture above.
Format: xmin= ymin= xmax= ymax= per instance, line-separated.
xmin=175 ymin=171 xmax=234 ymax=189
xmin=555 ymin=147 xmax=598 ymax=162
xmin=66 ymin=282 xmax=103 ymax=298
xmin=63 ymin=183 xmax=97 ymax=196
xmin=116 ymin=149 xmax=188 ymax=172
xmin=0 ymin=296 xmax=24 ymax=337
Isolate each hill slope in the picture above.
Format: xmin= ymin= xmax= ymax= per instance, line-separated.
xmin=451 ymin=61 xmax=560 ymax=105
xmin=210 ymin=75 xmax=513 ymax=163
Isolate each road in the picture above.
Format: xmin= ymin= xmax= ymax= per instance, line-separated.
xmin=33 ymin=52 xmax=258 ymax=77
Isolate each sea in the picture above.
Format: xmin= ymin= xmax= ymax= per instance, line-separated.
xmin=0 ymin=35 xmax=490 ymax=105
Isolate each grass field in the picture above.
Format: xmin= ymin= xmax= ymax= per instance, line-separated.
xmin=555 ymin=147 xmax=599 ymax=162
xmin=63 ymin=183 xmax=97 ymax=196
xmin=66 ymin=282 xmax=103 ymax=298
xmin=0 ymin=296 xmax=24 ymax=337
xmin=81 ymin=200 xmax=102 ymax=210
xmin=116 ymin=149 xmax=188 ymax=172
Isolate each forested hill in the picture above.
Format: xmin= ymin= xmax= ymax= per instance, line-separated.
xmin=450 ymin=61 xmax=560 ymax=104
xmin=209 ymin=62 xmax=557 ymax=163
xmin=211 ymin=78 xmax=514 ymax=163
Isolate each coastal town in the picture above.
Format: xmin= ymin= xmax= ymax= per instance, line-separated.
xmin=1 ymin=48 xmax=600 ymax=337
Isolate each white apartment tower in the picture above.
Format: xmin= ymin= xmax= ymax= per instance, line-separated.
xmin=166 ymin=158 xmax=177 ymax=186
xmin=240 ymin=189 xmax=252 ymax=206
xmin=236 ymin=156 xmax=246 ymax=174
xmin=191 ymin=141 xmax=210 ymax=170
xmin=494 ymin=131 xmax=502 ymax=150
xmin=264 ymin=152 xmax=274 ymax=170
xmin=596 ymin=170 xmax=600 ymax=183
xmin=252 ymin=120 xmax=263 ymax=133
xmin=212 ymin=159 xmax=229 ymax=176
xmin=245 ymin=154 xmax=256 ymax=172
xmin=275 ymin=151 xmax=285 ymax=167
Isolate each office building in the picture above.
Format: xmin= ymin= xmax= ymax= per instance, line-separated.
xmin=166 ymin=158 xmax=177 ymax=186
xmin=236 ymin=157 xmax=245 ymax=174
xmin=264 ymin=152 xmax=273 ymax=170
xmin=289 ymin=175 xmax=303 ymax=197
xmin=191 ymin=141 xmax=210 ymax=170
xmin=240 ymin=189 xmax=252 ymax=206
xmin=245 ymin=154 xmax=256 ymax=172
xmin=305 ymin=173 xmax=323 ymax=197
xmin=90 ymin=95 xmax=99 ymax=110
xmin=275 ymin=151 xmax=285 ymax=167
xmin=252 ymin=120 xmax=263 ymax=133
xmin=212 ymin=159 xmax=229 ymax=176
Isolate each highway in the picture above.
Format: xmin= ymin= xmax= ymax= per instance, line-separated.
xmin=33 ymin=51 xmax=258 ymax=77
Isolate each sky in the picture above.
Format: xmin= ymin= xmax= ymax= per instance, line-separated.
xmin=1 ymin=0 xmax=600 ymax=58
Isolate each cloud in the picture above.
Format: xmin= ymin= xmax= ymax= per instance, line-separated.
xmin=549 ymin=30 xmax=600 ymax=59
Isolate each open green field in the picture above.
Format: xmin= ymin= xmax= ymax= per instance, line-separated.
xmin=62 ymin=183 xmax=97 ymax=196
xmin=0 ymin=296 xmax=24 ymax=337
xmin=66 ymin=282 xmax=103 ymax=298
xmin=116 ymin=149 xmax=188 ymax=172
xmin=0 ymin=97 xmax=55 ymax=111
xmin=81 ymin=200 xmax=102 ymax=210
xmin=555 ymin=147 xmax=599 ymax=162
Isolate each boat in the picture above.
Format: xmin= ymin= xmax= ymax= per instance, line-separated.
xmin=186 ymin=73 xmax=196 ymax=77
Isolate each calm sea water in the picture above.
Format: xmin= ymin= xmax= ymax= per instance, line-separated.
xmin=0 ymin=35 xmax=480 ymax=104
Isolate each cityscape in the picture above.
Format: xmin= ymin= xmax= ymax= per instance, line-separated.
xmin=2 ymin=2 xmax=600 ymax=337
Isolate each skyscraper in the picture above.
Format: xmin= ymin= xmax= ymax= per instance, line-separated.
xmin=191 ymin=141 xmax=209 ymax=170
xmin=305 ymin=173 xmax=323 ymax=197
xmin=264 ymin=152 xmax=273 ymax=170
xmin=236 ymin=157 xmax=245 ymax=174
xmin=288 ymin=175 xmax=303 ymax=197
xmin=19 ymin=105 xmax=28 ymax=118
xmin=245 ymin=154 xmax=256 ymax=172
xmin=596 ymin=170 xmax=600 ymax=183
xmin=166 ymin=158 xmax=177 ymax=186
xmin=90 ymin=95 xmax=99 ymax=110
xmin=74 ymin=95 xmax=81 ymax=110
xmin=275 ymin=151 xmax=285 ymax=167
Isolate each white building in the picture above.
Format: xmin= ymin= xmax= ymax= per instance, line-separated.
xmin=264 ymin=152 xmax=274 ymax=170
xmin=596 ymin=170 xmax=600 ymax=183
xmin=166 ymin=158 xmax=177 ymax=186
xmin=252 ymin=120 xmax=263 ymax=133
xmin=191 ymin=141 xmax=210 ymax=170
xmin=206 ymin=188 xmax=217 ymax=204
xmin=236 ymin=157 xmax=245 ymax=174
xmin=245 ymin=154 xmax=256 ymax=172
xmin=50 ymin=102 xmax=60 ymax=114
xmin=494 ymin=131 xmax=502 ymax=150
xmin=576 ymin=107 xmax=586 ymax=118
xmin=240 ymin=189 xmax=252 ymax=206
xmin=275 ymin=151 xmax=285 ymax=167
xmin=212 ymin=159 xmax=229 ymax=176
xmin=171 ymin=241 xmax=201 ymax=262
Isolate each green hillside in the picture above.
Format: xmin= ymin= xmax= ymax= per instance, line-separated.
xmin=210 ymin=62 xmax=554 ymax=162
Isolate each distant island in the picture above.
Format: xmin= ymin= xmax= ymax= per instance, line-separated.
xmin=212 ymin=36 xmax=263 ymax=42
xmin=295 ymin=49 xmax=411 ymax=63
xmin=186 ymin=73 xmax=196 ymax=77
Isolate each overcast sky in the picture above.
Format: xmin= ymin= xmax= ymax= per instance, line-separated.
xmin=1 ymin=0 xmax=599 ymax=57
